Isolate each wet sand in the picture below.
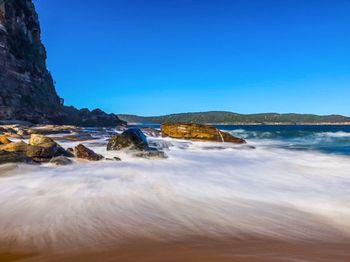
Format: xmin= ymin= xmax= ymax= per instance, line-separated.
xmin=3 ymin=237 xmax=350 ymax=262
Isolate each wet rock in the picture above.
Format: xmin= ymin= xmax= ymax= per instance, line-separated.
xmin=29 ymin=134 xmax=56 ymax=147
xmin=107 ymin=134 xmax=133 ymax=150
xmin=62 ymin=133 xmax=95 ymax=141
xmin=28 ymin=134 xmax=72 ymax=159
xmin=122 ymin=128 xmax=149 ymax=149
xmin=74 ymin=144 xmax=103 ymax=161
xmin=17 ymin=129 xmax=29 ymax=137
xmin=161 ymin=123 xmax=246 ymax=144
xmin=106 ymin=157 xmax=122 ymax=161
xmin=133 ymin=148 xmax=168 ymax=159
xmin=0 ymin=135 xmax=11 ymax=145
xmin=27 ymin=125 xmax=78 ymax=135
xmin=49 ymin=156 xmax=72 ymax=166
xmin=107 ymin=128 xmax=148 ymax=151
xmin=0 ymin=151 xmax=31 ymax=165
xmin=0 ymin=141 xmax=28 ymax=153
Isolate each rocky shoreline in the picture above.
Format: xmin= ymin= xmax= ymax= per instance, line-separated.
xmin=0 ymin=123 xmax=246 ymax=167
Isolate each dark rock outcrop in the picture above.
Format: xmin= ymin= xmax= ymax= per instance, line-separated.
xmin=107 ymin=128 xmax=167 ymax=159
xmin=0 ymin=0 xmax=126 ymax=127
xmin=107 ymin=128 xmax=149 ymax=151
xmin=161 ymin=123 xmax=246 ymax=144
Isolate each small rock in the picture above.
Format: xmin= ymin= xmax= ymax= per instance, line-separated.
xmin=74 ymin=144 xmax=103 ymax=161
xmin=133 ymin=148 xmax=168 ymax=159
xmin=49 ymin=156 xmax=73 ymax=166
xmin=106 ymin=157 xmax=122 ymax=161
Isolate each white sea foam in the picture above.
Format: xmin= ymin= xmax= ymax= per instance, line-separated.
xmin=0 ymin=136 xmax=350 ymax=251
xmin=316 ymin=131 xmax=350 ymax=138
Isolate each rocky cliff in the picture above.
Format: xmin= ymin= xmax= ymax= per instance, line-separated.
xmin=0 ymin=0 xmax=125 ymax=126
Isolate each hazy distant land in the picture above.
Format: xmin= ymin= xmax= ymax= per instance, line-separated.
xmin=118 ymin=111 xmax=350 ymax=125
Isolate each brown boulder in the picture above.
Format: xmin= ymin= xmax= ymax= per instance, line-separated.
xmin=0 ymin=151 xmax=31 ymax=165
xmin=0 ymin=135 xmax=12 ymax=145
xmin=74 ymin=144 xmax=103 ymax=161
xmin=161 ymin=123 xmax=246 ymax=144
xmin=29 ymin=134 xmax=56 ymax=147
xmin=0 ymin=141 xmax=29 ymax=153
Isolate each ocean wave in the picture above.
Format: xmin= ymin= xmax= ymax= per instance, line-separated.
xmin=316 ymin=131 xmax=350 ymax=138
xmin=0 ymin=138 xmax=350 ymax=252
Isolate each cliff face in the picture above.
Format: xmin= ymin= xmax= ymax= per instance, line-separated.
xmin=0 ymin=0 xmax=125 ymax=126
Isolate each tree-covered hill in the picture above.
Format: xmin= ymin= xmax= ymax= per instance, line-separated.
xmin=118 ymin=111 xmax=350 ymax=124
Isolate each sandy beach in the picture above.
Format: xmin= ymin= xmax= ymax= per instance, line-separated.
xmin=2 ymin=236 xmax=350 ymax=262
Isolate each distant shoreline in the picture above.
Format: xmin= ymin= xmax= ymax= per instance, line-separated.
xmin=128 ymin=122 xmax=350 ymax=126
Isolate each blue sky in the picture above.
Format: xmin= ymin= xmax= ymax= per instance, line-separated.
xmin=34 ymin=0 xmax=350 ymax=116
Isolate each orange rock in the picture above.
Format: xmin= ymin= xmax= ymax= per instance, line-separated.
xmin=161 ymin=123 xmax=246 ymax=144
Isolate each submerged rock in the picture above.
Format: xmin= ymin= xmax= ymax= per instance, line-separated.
xmin=74 ymin=144 xmax=103 ymax=161
xmin=62 ymin=133 xmax=95 ymax=141
xmin=161 ymin=123 xmax=246 ymax=144
xmin=133 ymin=148 xmax=168 ymax=159
xmin=0 ymin=151 xmax=31 ymax=165
xmin=49 ymin=156 xmax=73 ymax=166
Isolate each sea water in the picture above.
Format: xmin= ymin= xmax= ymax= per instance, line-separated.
xmin=0 ymin=125 xmax=350 ymax=251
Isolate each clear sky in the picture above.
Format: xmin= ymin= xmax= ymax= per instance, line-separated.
xmin=33 ymin=0 xmax=350 ymax=116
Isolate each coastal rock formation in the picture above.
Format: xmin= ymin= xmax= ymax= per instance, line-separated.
xmin=107 ymin=128 xmax=149 ymax=151
xmin=0 ymin=134 xmax=72 ymax=163
xmin=49 ymin=156 xmax=72 ymax=166
xmin=161 ymin=123 xmax=246 ymax=144
xmin=107 ymin=128 xmax=167 ymax=159
xmin=0 ymin=150 xmax=31 ymax=164
xmin=74 ymin=144 xmax=103 ymax=161
xmin=0 ymin=0 xmax=126 ymax=126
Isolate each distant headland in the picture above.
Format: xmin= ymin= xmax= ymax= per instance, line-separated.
xmin=118 ymin=111 xmax=350 ymax=125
